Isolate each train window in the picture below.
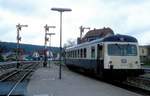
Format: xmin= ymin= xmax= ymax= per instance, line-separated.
xmin=67 ymin=52 xmax=69 ymax=57
xmin=91 ymin=46 xmax=95 ymax=58
xmin=68 ymin=52 xmax=70 ymax=58
xmin=72 ymin=51 xmax=74 ymax=58
xmin=69 ymin=51 xmax=71 ymax=57
xmin=75 ymin=50 xmax=77 ymax=58
xmin=73 ymin=51 xmax=74 ymax=58
xmin=84 ymin=48 xmax=86 ymax=58
xmin=70 ymin=51 xmax=72 ymax=57
xmin=80 ymin=49 xmax=83 ymax=58
xmin=74 ymin=51 xmax=75 ymax=58
xmin=78 ymin=50 xmax=80 ymax=58
xmin=70 ymin=51 xmax=71 ymax=57
xmin=69 ymin=52 xmax=71 ymax=57
xmin=66 ymin=52 xmax=67 ymax=58
xmin=108 ymin=44 xmax=137 ymax=56
xmin=73 ymin=51 xmax=75 ymax=58
xmin=68 ymin=52 xmax=69 ymax=57
xmin=67 ymin=52 xmax=69 ymax=58
xmin=142 ymin=49 xmax=144 ymax=54
xmin=97 ymin=44 xmax=103 ymax=59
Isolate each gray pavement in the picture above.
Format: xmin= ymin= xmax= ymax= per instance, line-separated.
xmin=27 ymin=63 xmax=142 ymax=96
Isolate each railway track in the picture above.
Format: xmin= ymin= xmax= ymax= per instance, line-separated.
xmin=0 ymin=61 xmax=39 ymax=75
xmin=67 ymin=66 xmax=150 ymax=96
xmin=99 ymin=75 xmax=150 ymax=96
xmin=0 ymin=62 xmax=39 ymax=96
xmin=109 ymin=77 xmax=150 ymax=96
xmin=125 ymin=76 xmax=150 ymax=91
xmin=104 ymin=79 xmax=150 ymax=96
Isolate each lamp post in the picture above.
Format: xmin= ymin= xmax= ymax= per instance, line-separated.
xmin=47 ymin=32 xmax=55 ymax=68
xmin=51 ymin=7 xmax=72 ymax=79
xmin=16 ymin=23 xmax=28 ymax=68
xmin=43 ymin=24 xmax=55 ymax=67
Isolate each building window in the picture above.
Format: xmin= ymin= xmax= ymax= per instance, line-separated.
xmin=91 ymin=46 xmax=95 ymax=58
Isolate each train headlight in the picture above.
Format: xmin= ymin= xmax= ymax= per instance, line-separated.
xmin=109 ymin=61 xmax=113 ymax=69
xmin=109 ymin=61 xmax=112 ymax=64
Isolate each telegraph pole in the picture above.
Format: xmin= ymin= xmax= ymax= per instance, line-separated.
xmin=43 ymin=24 xmax=55 ymax=67
xmin=47 ymin=33 xmax=55 ymax=68
xmin=79 ymin=26 xmax=90 ymax=38
xmin=16 ymin=23 xmax=28 ymax=68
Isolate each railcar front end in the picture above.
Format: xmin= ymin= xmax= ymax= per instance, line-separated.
xmin=102 ymin=42 xmax=144 ymax=80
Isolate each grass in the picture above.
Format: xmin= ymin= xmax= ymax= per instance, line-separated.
xmin=142 ymin=60 xmax=150 ymax=67
xmin=52 ymin=60 xmax=65 ymax=65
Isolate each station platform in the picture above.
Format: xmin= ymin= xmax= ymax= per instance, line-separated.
xmin=27 ymin=63 xmax=142 ymax=96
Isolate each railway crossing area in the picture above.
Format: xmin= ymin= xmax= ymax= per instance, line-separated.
xmin=27 ymin=62 xmax=143 ymax=96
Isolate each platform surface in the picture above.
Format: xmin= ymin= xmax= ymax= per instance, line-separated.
xmin=27 ymin=63 xmax=142 ymax=96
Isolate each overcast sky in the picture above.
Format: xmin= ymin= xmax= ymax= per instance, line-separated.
xmin=0 ymin=0 xmax=150 ymax=47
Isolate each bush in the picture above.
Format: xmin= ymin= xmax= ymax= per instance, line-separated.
xmin=144 ymin=59 xmax=150 ymax=66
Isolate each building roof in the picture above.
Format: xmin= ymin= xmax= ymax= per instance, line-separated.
xmin=78 ymin=27 xmax=114 ymax=44
xmin=84 ymin=27 xmax=114 ymax=38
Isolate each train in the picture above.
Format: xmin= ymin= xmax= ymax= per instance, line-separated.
xmin=65 ymin=34 xmax=144 ymax=80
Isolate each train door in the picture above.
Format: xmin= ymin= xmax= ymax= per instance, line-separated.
xmin=96 ymin=44 xmax=104 ymax=76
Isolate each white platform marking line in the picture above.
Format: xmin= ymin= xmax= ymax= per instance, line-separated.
xmin=33 ymin=93 xmax=54 ymax=96
xmin=33 ymin=94 xmax=49 ymax=96
xmin=42 ymin=78 xmax=56 ymax=80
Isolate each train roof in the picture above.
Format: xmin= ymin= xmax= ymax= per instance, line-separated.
xmin=66 ymin=34 xmax=138 ymax=50
xmin=103 ymin=34 xmax=137 ymax=42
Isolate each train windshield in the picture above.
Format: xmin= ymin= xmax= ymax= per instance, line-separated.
xmin=108 ymin=44 xmax=137 ymax=56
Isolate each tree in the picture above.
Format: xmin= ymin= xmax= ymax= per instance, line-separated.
xmin=0 ymin=41 xmax=8 ymax=53
xmin=63 ymin=39 xmax=76 ymax=49
xmin=0 ymin=41 xmax=6 ymax=61
xmin=0 ymin=55 xmax=4 ymax=61
xmin=63 ymin=39 xmax=76 ymax=59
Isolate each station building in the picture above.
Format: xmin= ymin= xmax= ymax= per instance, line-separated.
xmin=139 ymin=45 xmax=150 ymax=64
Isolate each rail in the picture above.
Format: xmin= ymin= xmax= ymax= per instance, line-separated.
xmin=7 ymin=63 xmax=38 ymax=96
xmin=0 ymin=61 xmax=40 ymax=73
xmin=0 ymin=62 xmax=39 ymax=95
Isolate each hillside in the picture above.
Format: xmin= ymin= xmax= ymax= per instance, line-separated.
xmin=0 ymin=41 xmax=59 ymax=54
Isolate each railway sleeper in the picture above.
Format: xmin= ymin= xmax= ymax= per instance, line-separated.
xmin=126 ymin=77 xmax=150 ymax=91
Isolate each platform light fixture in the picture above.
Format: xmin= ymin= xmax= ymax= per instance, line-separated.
xmin=51 ymin=7 xmax=72 ymax=79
